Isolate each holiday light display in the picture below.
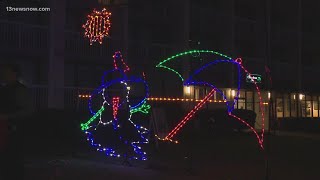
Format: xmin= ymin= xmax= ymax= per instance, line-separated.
xmin=82 ymin=8 xmax=111 ymax=45
xmin=81 ymin=51 xmax=151 ymax=160
xmin=164 ymin=89 xmax=216 ymax=141
xmin=79 ymin=94 xmax=91 ymax=98
xmin=112 ymin=97 xmax=120 ymax=119
xmin=81 ymin=95 xmax=243 ymax=103
xmin=148 ymin=97 xmax=227 ymax=103
xmin=113 ymin=51 xmax=130 ymax=72
xmin=156 ymin=50 xmax=233 ymax=81
xmin=155 ymin=50 xmax=265 ymax=149
xmin=80 ymin=95 xmax=229 ymax=103
xmin=130 ymin=101 xmax=151 ymax=114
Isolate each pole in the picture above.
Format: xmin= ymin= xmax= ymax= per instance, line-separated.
xmin=48 ymin=0 xmax=66 ymax=109
xmin=264 ymin=0 xmax=271 ymax=179
xmin=297 ymin=0 xmax=302 ymax=91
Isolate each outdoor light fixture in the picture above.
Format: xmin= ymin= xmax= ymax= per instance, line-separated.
xmin=184 ymin=86 xmax=191 ymax=94
xmin=231 ymin=90 xmax=235 ymax=97
xmin=293 ymin=94 xmax=296 ymax=100
xmin=268 ymin=92 xmax=271 ymax=99
xmin=299 ymin=94 xmax=304 ymax=100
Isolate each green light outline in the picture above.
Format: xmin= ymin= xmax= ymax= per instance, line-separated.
xmin=130 ymin=100 xmax=151 ymax=114
xmin=155 ymin=50 xmax=233 ymax=82
xmin=81 ymin=106 xmax=105 ymax=131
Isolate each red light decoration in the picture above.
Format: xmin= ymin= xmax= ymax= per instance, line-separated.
xmin=82 ymin=8 xmax=111 ymax=45
xmin=113 ymin=51 xmax=130 ymax=72
xmin=235 ymin=57 xmax=242 ymax=64
xmin=142 ymin=72 xmax=146 ymax=80
xmin=238 ymin=63 xmax=265 ymax=146
xmin=229 ymin=113 xmax=263 ymax=149
xmin=155 ymin=51 xmax=265 ymax=149
xmin=112 ymin=97 xmax=120 ymax=120
xmin=164 ymin=89 xmax=216 ymax=141
xmin=148 ymin=97 xmax=226 ymax=103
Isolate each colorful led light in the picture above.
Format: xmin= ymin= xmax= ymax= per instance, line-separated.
xmin=82 ymin=51 xmax=151 ymax=160
xmin=78 ymin=95 xmax=92 ymax=98
xmin=156 ymin=50 xmax=233 ymax=82
xmin=165 ymin=89 xmax=216 ymax=140
xmin=147 ymin=97 xmax=226 ymax=103
xmin=80 ymin=106 xmax=105 ymax=131
xmin=155 ymin=134 xmax=178 ymax=144
xmin=83 ymin=8 xmax=111 ymax=45
xmin=130 ymin=100 xmax=151 ymax=114
xmin=112 ymin=97 xmax=120 ymax=120
xmin=186 ymin=59 xmax=265 ymax=148
xmin=155 ymin=50 xmax=265 ymax=149
xmin=89 ymin=75 xmax=149 ymax=116
xmin=185 ymin=59 xmax=242 ymax=113
xmin=113 ymin=51 xmax=130 ymax=72
xmin=84 ymin=79 xmax=149 ymax=160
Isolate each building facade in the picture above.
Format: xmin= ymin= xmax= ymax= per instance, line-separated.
xmin=0 ymin=0 xmax=319 ymax=128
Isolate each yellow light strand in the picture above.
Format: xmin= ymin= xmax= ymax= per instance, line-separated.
xmin=146 ymin=97 xmax=226 ymax=103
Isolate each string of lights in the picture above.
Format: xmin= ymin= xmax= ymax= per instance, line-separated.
xmin=81 ymin=95 xmax=227 ymax=103
xmin=164 ymin=88 xmax=216 ymax=141
xmin=80 ymin=96 xmax=268 ymax=105
xmin=84 ymin=78 xmax=149 ymax=160
xmin=156 ymin=50 xmax=233 ymax=82
xmin=130 ymin=101 xmax=151 ymax=114
xmin=155 ymin=50 xmax=265 ymax=149
xmin=185 ymin=59 xmax=242 ymax=113
xmin=112 ymin=97 xmax=120 ymax=120
xmin=113 ymin=51 xmax=130 ymax=72
xmin=148 ymin=97 xmax=226 ymax=103
xmin=81 ymin=51 xmax=151 ymax=160
xmin=185 ymin=58 xmax=265 ymax=148
xmin=82 ymin=8 xmax=111 ymax=45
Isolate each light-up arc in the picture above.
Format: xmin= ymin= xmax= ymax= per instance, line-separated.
xmin=155 ymin=50 xmax=265 ymax=149
xmin=165 ymin=89 xmax=216 ymax=140
xmin=186 ymin=60 xmax=265 ymax=148
xmin=156 ymin=50 xmax=233 ymax=82
xmin=82 ymin=51 xmax=151 ymax=160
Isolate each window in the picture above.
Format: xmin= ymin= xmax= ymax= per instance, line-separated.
xmin=284 ymin=94 xmax=290 ymax=117
xmin=239 ymin=90 xmax=245 ymax=99
xmin=246 ymin=91 xmax=253 ymax=110
xmin=314 ymin=96 xmax=319 ymax=110
xmin=305 ymin=95 xmax=312 ymax=117
xmin=276 ymin=98 xmax=283 ymax=118
xmin=290 ymin=93 xmax=297 ymax=117
xmin=216 ymin=90 xmax=225 ymax=101
xmin=237 ymin=99 xmax=245 ymax=109
xmin=298 ymin=94 xmax=306 ymax=117
xmin=199 ymin=88 xmax=205 ymax=99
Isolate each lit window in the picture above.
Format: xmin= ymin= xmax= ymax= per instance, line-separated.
xmin=299 ymin=94 xmax=304 ymax=100
xmin=231 ymin=90 xmax=235 ymax=97
xmin=184 ymin=86 xmax=191 ymax=95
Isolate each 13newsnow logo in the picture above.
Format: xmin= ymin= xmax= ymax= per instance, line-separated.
xmin=6 ymin=6 xmax=50 ymax=12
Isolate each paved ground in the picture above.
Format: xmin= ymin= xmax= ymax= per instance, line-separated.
xmin=24 ymin=132 xmax=320 ymax=180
